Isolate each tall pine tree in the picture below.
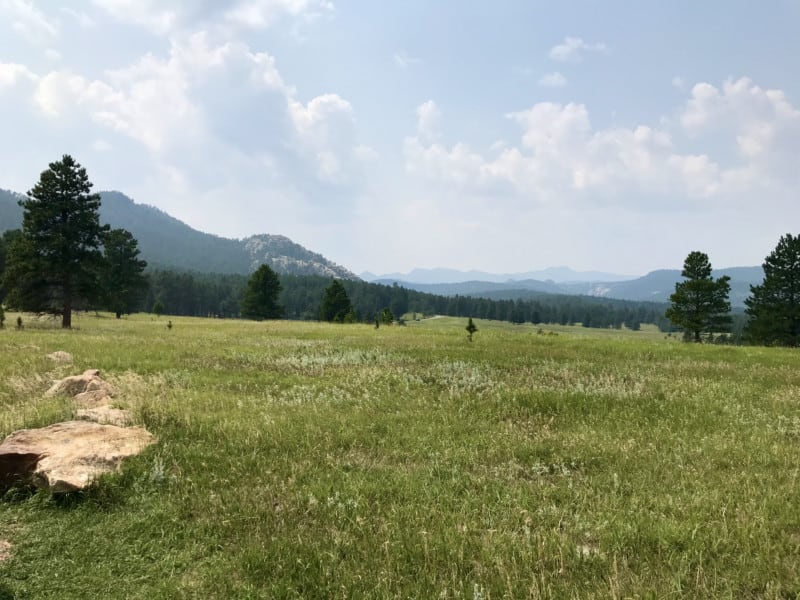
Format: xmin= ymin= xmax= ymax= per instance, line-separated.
xmin=101 ymin=228 xmax=149 ymax=318
xmin=3 ymin=155 xmax=108 ymax=328
xmin=665 ymin=251 xmax=731 ymax=342
xmin=241 ymin=264 xmax=284 ymax=320
xmin=745 ymin=234 xmax=800 ymax=346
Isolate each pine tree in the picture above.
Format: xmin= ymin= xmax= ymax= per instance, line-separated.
xmin=320 ymin=279 xmax=353 ymax=322
xmin=465 ymin=317 xmax=478 ymax=341
xmin=101 ymin=228 xmax=148 ymax=318
xmin=241 ymin=264 xmax=284 ymax=320
xmin=3 ymin=155 xmax=108 ymax=328
xmin=665 ymin=251 xmax=731 ymax=342
xmin=745 ymin=234 xmax=800 ymax=346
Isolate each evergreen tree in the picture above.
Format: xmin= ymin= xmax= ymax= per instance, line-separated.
xmin=465 ymin=317 xmax=478 ymax=341
xmin=241 ymin=264 xmax=284 ymax=320
xmin=665 ymin=251 xmax=731 ymax=342
xmin=101 ymin=228 xmax=148 ymax=318
xmin=3 ymin=155 xmax=108 ymax=328
xmin=0 ymin=229 xmax=21 ymax=304
xmin=380 ymin=307 xmax=394 ymax=325
xmin=320 ymin=279 xmax=353 ymax=322
xmin=745 ymin=234 xmax=800 ymax=346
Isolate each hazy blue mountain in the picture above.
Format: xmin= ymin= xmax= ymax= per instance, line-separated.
xmin=1 ymin=189 xmax=358 ymax=279
xmin=364 ymin=266 xmax=636 ymax=284
xmin=0 ymin=189 xmax=24 ymax=230
xmin=385 ymin=267 xmax=764 ymax=308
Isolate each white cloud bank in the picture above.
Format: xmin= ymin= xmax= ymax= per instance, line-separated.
xmin=404 ymin=78 xmax=800 ymax=210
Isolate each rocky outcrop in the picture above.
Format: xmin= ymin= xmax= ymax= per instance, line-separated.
xmin=0 ymin=367 xmax=154 ymax=492
xmin=45 ymin=369 xmax=115 ymax=398
xmin=0 ymin=422 xmax=155 ymax=493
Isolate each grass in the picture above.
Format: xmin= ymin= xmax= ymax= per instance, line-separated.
xmin=1 ymin=312 xmax=799 ymax=598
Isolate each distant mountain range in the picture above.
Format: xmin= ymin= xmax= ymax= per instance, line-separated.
xmin=0 ymin=189 xmax=358 ymax=279
xmin=371 ymin=266 xmax=764 ymax=307
xmin=362 ymin=266 xmax=635 ymax=284
xmin=1 ymin=187 xmax=765 ymax=306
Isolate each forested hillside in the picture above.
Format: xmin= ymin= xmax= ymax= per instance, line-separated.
xmin=1 ymin=190 xmax=358 ymax=279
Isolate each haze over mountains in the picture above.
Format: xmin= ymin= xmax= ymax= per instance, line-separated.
xmin=0 ymin=188 xmax=764 ymax=306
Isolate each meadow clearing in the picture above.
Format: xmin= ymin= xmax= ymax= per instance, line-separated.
xmin=1 ymin=314 xmax=799 ymax=598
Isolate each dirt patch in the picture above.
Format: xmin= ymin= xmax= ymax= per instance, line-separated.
xmin=0 ymin=539 xmax=11 ymax=562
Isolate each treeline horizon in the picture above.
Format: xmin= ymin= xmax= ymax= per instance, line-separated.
xmin=135 ymin=268 xmax=684 ymax=332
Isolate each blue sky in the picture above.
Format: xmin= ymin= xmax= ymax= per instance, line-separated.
xmin=1 ymin=1 xmax=798 ymax=276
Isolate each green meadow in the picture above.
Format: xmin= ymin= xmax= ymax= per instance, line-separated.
xmin=1 ymin=314 xmax=799 ymax=598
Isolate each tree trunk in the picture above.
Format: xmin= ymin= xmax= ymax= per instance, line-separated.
xmin=62 ymin=293 xmax=72 ymax=329
xmin=116 ymin=311 xmax=122 ymax=319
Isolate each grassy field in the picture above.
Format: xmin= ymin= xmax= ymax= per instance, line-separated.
xmin=1 ymin=313 xmax=799 ymax=598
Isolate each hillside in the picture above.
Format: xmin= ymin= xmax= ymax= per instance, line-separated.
xmin=0 ymin=190 xmax=358 ymax=279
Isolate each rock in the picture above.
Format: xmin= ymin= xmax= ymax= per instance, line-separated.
xmin=0 ymin=421 xmax=155 ymax=493
xmin=76 ymin=406 xmax=133 ymax=427
xmin=73 ymin=389 xmax=114 ymax=408
xmin=46 ymin=351 xmax=73 ymax=364
xmin=45 ymin=369 xmax=115 ymax=398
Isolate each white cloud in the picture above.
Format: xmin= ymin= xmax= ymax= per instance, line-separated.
xmin=404 ymin=78 xmax=800 ymax=209
xmin=2 ymin=0 xmax=59 ymax=44
xmin=393 ymin=50 xmax=422 ymax=69
xmin=60 ymin=7 xmax=96 ymax=28
xmin=0 ymin=62 xmax=38 ymax=88
xmin=538 ymin=72 xmax=567 ymax=88
xmin=415 ymin=99 xmax=441 ymax=141
xmin=90 ymin=0 xmax=177 ymax=34
xmin=549 ymin=36 xmax=607 ymax=63
xmin=226 ymin=0 xmax=333 ymax=28
xmin=680 ymin=77 xmax=800 ymax=182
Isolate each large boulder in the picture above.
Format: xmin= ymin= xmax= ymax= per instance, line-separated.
xmin=0 ymin=421 xmax=155 ymax=493
xmin=45 ymin=369 xmax=115 ymax=398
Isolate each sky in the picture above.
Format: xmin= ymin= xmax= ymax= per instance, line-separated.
xmin=1 ymin=1 xmax=799 ymax=277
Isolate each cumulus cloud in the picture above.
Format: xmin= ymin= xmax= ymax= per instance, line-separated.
xmin=405 ymin=77 xmax=800 ymax=208
xmin=680 ymin=77 xmax=800 ymax=183
xmin=549 ymin=37 xmax=607 ymax=63
xmin=538 ymin=72 xmax=567 ymax=87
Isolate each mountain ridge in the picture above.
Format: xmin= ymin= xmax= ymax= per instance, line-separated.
xmin=0 ymin=188 xmax=358 ymax=279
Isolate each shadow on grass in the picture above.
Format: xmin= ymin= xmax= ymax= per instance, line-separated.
xmin=0 ymin=583 xmax=27 ymax=600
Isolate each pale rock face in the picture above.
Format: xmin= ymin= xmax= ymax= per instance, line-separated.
xmin=0 ymin=422 xmax=155 ymax=493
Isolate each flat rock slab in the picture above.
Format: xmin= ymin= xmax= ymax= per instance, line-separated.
xmin=0 ymin=421 xmax=155 ymax=493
